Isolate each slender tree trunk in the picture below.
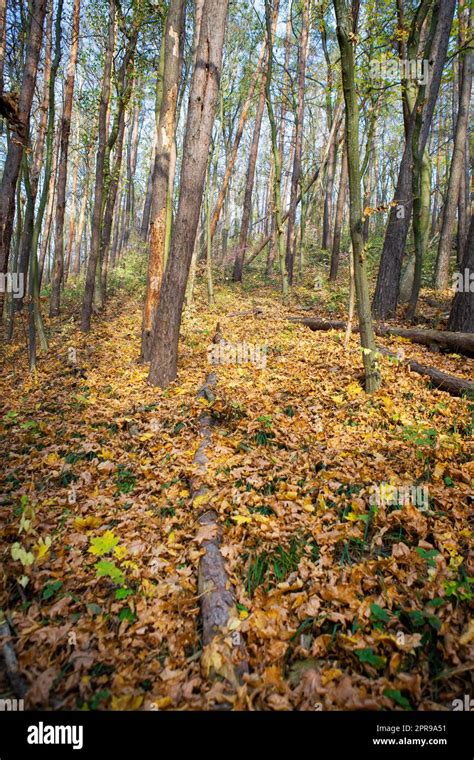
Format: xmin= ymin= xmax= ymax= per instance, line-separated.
xmin=80 ymin=0 xmax=115 ymax=332
xmin=333 ymin=0 xmax=381 ymax=392
xmin=15 ymin=3 xmax=52 ymax=313
xmin=209 ymin=41 xmax=266 ymax=240
xmin=148 ymin=0 xmax=229 ymax=387
xmin=72 ymin=144 xmax=94 ymax=276
xmin=232 ymin=61 xmax=266 ymax=281
xmin=36 ymin=0 xmax=64 ymax=287
xmin=64 ymin=143 xmax=80 ymax=282
xmin=50 ymin=0 xmax=80 ymax=316
xmin=407 ymin=150 xmax=431 ymax=317
xmin=447 ymin=215 xmax=473 ymax=332
xmin=434 ymin=1 xmax=472 ymax=289
xmin=141 ymin=0 xmax=185 ymax=362
xmin=0 ymin=0 xmax=6 ymax=94
xmin=329 ymin=136 xmax=348 ymax=282
xmin=286 ymin=0 xmax=309 ymax=285
xmin=265 ymin=0 xmax=288 ymax=297
xmin=372 ymin=0 xmax=456 ymax=318
xmin=140 ymin=139 xmax=156 ymax=241
xmin=0 ymin=0 xmax=47 ymax=319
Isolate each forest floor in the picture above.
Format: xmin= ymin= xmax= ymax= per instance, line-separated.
xmin=1 ymin=268 xmax=473 ymax=710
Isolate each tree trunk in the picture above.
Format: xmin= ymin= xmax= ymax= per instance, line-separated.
xmin=80 ymin=0 xmax=115 ymax=332
xmin=0 ymin=0 xmax=47 ymax=320
xmin=291 ymin=316 xmax=474 ymax=356
xmin=15 ymin=3 xmax=52 ymax=314
xmin=50 ymin=0 xmax=80 ymax=316
xmin=447 ymin=215 xmax=473 ymax=333
xmin=148 ymin=0 xmax=229 ymax=387
xmin=209 ymin=41 xmax=266 ymax=241
xmin=333 ymin=0 xmax=381 ymax=392
xmin=265 ymin=0 xmax=289 ymax=297
xmin=285 ymin=0 xmax=309 ymax=285
xmin=434 ymin=0 xmax=472 ymax=289
xmin=329 ymin=137 xmax=348 ymax=282
xmin=232 ymin=56 xmax=267 ymax=282
xmin=141 ymin=0 xmax=185 ymax=362
xmin=372 ymin=0 xmax=456 ymax=318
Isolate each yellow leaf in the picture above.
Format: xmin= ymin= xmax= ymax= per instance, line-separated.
xmin=74 ymin=516 xmax=101 ymax=530
xmin=322 ymin=668 xmax=342 ymax=685
xmin=193 ymin=493 xmax=209 ymax=508
xmin=151 ymin=697 xmax=172 ymax=710
xmin=111 ymin=694 xmax=143 ymax=710
xmin=34 ymin=536 xmax=52 ymax=560
xmin=232 ymin=514 xmax=252 ymax=525
xmin=460 ymin=620 xmax=474 ymax=646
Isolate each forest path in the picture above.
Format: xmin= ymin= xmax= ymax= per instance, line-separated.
xmin=0 ymin=285 xmax=472 ymax=709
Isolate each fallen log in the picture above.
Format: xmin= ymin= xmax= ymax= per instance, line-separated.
xmin=290 ymin=318 xmax=474 ymax=397
xmin=377 ymin=325 xmax=474 ymax=357
xmin=191 ymin=364 xmax=248 ymax=694
xmin=289 ymin=317 xmax=474 ymax=357
xmin=0 ymin=614 xmax=27 ymax=698
xmin=377 ymin=347 xmax=474 ymax=397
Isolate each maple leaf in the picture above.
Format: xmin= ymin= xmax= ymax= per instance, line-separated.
xmin=88 ymin=531 xmax=121 ymax=556
xmin=94 ymin=561 xmax=125 ymax=585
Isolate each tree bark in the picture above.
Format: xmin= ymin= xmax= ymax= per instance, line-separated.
xmin=329 ymin=137 xmax=348 ymax=282
xmin=285 ymin=0 xmax=309 ymax=285
xmin=434 ymin=0 xmax=472 ymax=289
xmin=0 ymin=0 xmax=47 ymax=320
xmin=232 ymin=57 xmax=267 ymax=281
xmin=209 ymin=41 xmax=266 ymax=241
xmin=447 ymin=215 xmax=473 ymax=333
xmin=80 ymin=0 xmax=115 ymax=332
xmin=148 ymin=0 xmax=229 ymax=388
xmin=141 ymin=0 xmax=185 ymax=362
xmin=333 ymin=0 xmax=381 ymax=392
xmin=372 ymin=0 xmax=456 ymax=319
xmin=49 ymin=0 xmax=81 ymax=316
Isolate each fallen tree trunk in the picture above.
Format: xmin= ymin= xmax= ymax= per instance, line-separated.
xmin=377 ymin=325 xmax=474 ymax=357
xmin=290 ymin=318 xmax=474 ymax=397
xmin=0 ymin=615 xmax=27 ymax=698
xmin=289 ymin=317 xmax=474 ymax=357
xmin=191 ymin=366 xmax=248 ymax=695
xmin=377 ymin=347 xmax=474 ymax=397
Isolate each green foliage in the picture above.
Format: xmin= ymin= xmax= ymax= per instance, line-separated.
xmin=94 ymin=561 xmax=125 ymax=585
